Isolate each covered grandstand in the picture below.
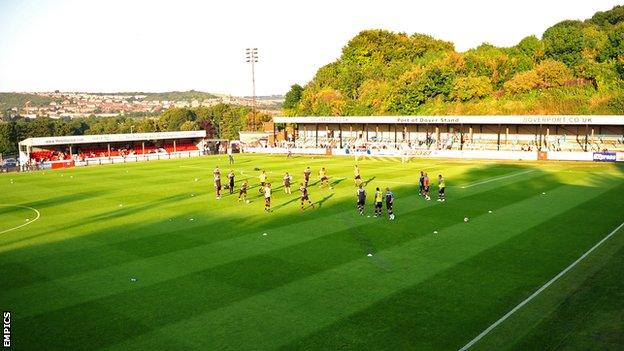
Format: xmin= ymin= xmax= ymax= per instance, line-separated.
xmin=19 ymin=130 xmax=207 ymax=169
xmin=252 ymin=115 xmax=624 ymax=162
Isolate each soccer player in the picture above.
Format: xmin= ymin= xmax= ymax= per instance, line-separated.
xmin=373 ymin=187 xmax=383 ymax=217
xmin=356 ymin=184 xmax=366 ymax=215
xmin=303 ymin=166 xmax=311 ymax=186
xmin=354 ymin=165 xmax=362 ymax=186
xmin=385 ymin=187 xmax=395 ymax=220
xmin=318 ymin=167 xmax=329 ymax=187
xmin=263 ymin=183 xmax=272 ymax=212
xmin=227 ymin=147 xmax=234 ymax=164
xmin=437 ymin=174 xmax=445 ymax=202
xmin=259 ymin=170 xmax=268 ymax=194
xmin=283 ymin=172 xmax=292 ymax=194
xmin=213 ymin=166 xmax=222 ymax=199
xmin=423 ymin=173 xmax=431 ymax=201
xmin=419 ymin=171 xmax=425 ymax=196
xmin=238 ymin=180 xmax=248 ymax=202
xmin=299 ymin=182 xmax=315 ymax=211
xmin=227 ymin=170 xmax=235 ymax=194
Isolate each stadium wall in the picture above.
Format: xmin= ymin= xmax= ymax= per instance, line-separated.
xmin=40 ymin=150 xmax=203 ymax=169
xmin=244 ymin=147 xmax=538 ymax=160
xmin=244 ymin=147 xmax=624 ymax=162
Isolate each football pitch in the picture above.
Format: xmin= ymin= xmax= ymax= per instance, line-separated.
xmin=1 ymin=154 xmax=623 ymax=350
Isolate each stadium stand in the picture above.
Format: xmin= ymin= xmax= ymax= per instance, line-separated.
xmin=19 ymin=131 xmax=207 ymax=170
xmin=272 ymin=116 xmax=624 ymax=153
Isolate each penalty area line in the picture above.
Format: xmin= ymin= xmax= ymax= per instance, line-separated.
xmin=0 ymin=205 xmax=41 ymax=235
xmin=458 ymin=169 xmax=535 ymax=189
xmin=458 ymin=220 xmax=624 ymax=351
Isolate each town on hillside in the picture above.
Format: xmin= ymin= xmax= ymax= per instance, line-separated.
xmin=0 ymin=91 xmax=283 ymax=119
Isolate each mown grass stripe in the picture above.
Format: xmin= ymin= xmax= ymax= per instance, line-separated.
xmin=458 ymin=220 xmax=624 ymax=351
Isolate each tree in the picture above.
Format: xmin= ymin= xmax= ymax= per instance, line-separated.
xmin=451 ymin=76 xmax=493 ymax=101
xmin=158 ymin=108 xmax=196 ymax=131
xmin=29 ymin=117 xmax=54 ymax=137
xmin=598 ymin=25 xmax=624 ymax=61
xmin=219 ymin=107 xmax=249 ymax=139
xmin=69 ymin=119 xmax=89 ymax=135
xmin=607 ymin=94 xmax=624 ymax=113
xmin=542 ymin=20 xmax=585 ymax=67
xmin=0 ymin=122 xmax=16 ymax=155
xmin=179 ymin=120 xmax=200 ymax=131
xmin=504 ymin=70 xmax=541 ymax=94
xmin=308 ymin=88 xmax=345 ymax=116
xmin=137 ymin=118 xmax=158 ymax=133
xmin=53 ymin=119 xmax=72 ymax=136
xmin=516 ymin=35 xmax=542 ymax=58
xmin=356 ymin=79 xmax=393 ymax=115
xmin=535 ymin=59 xmax=573 ymax=87
xmin=589 ymin=5 xmax=624 ymax=27
xmin=283 ymin=84 xmax=304 ymax=110
xmin=391 ymin=64 xmax=455 ymax=114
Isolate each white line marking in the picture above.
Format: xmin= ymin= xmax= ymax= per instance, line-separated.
xmin=458 ymin=170 xmax=535 ymax=189
xmin=179 ymin=165 xmax=205 ymax=170
xmin=384 ymin=180 xmax=415 ymax=185
xmin=0 ymin=205 xmax=41 ymax=235
xmin=458 ymin=220 xmax=624 ymax=351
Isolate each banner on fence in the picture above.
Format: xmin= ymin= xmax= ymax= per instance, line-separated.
xmin=592 ymin=152 xmax=617 ymax=162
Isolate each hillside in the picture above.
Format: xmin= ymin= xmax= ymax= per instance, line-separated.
xmin=284 ymin=5 xmax=624 ymax=116
xmin=0 ymin=93 xmax=55 ymax=111
xmin=140 ymin=90 xmax=219 ymax=101
xmin=87 ymin=90 xmax=219 ymax=101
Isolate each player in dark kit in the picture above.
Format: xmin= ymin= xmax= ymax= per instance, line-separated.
xmin=373 ymin=187 xmax=383 ymax=217
xmin=213 ymin=166 xmax=222 ymax=199
xmin=437 ymin=174 xmax=445 ymax=202
xmin=227 ymin=170 xmax=235 ymax=194
xmin=385 ymin=187 xmax=395 ymax=220
xmin=299 ymin=182 xmax=315 ymax=211
xmin=419 ymin=171 xmax=425 ymax=196
xmin=423 ymin=172 xmax=431 ymax=201
xmin=238 ymin=180 xmax=248 ymax=202
xmin=356 ymin=185 xmax=366 ymax=215
xmin=303 ymin=167 xmax=311 ymax=186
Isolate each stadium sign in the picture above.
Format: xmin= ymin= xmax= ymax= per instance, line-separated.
xmin=592 ymin=152 xmax=617 ymax=162
xmin=273 ymin=115 xmax=624 ymax=125
xmin=617 ymin=152 xmax=624 ymax=162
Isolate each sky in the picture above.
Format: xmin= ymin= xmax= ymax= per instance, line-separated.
xmin=0 ymin=0 xmax=621 ymax=96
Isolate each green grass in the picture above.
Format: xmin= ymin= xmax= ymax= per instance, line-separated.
xmin=1 ymin=154 xmax=623 ymax=350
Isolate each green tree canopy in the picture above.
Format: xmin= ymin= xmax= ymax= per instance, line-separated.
xmin=282 ymin=84 xmax=303 ymax=110
xmin=158 ymin=108 xmax=196 ymax=131
xmin=286 ymin=5 xmax=624 ymax=116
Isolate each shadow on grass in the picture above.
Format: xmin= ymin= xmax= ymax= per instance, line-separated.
xmin=273 ymin=196 xmax=301 ymax=211
xmin=330 ymin=177 xmax=345 ymax=187
xmin=9 ymin=174 xmax=623 ymax=351
xmin=21 ymin=190 xmax=107 ymax=210
xmin=362 ymin=176 xmax=376 ymax=187
xmin=3 ymin=162 xmax=623 ymax=339
xmin=2 ymin=160 xmax=623 ymax=350
xmin=315 ymin=193 xmax=334 ymax=208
